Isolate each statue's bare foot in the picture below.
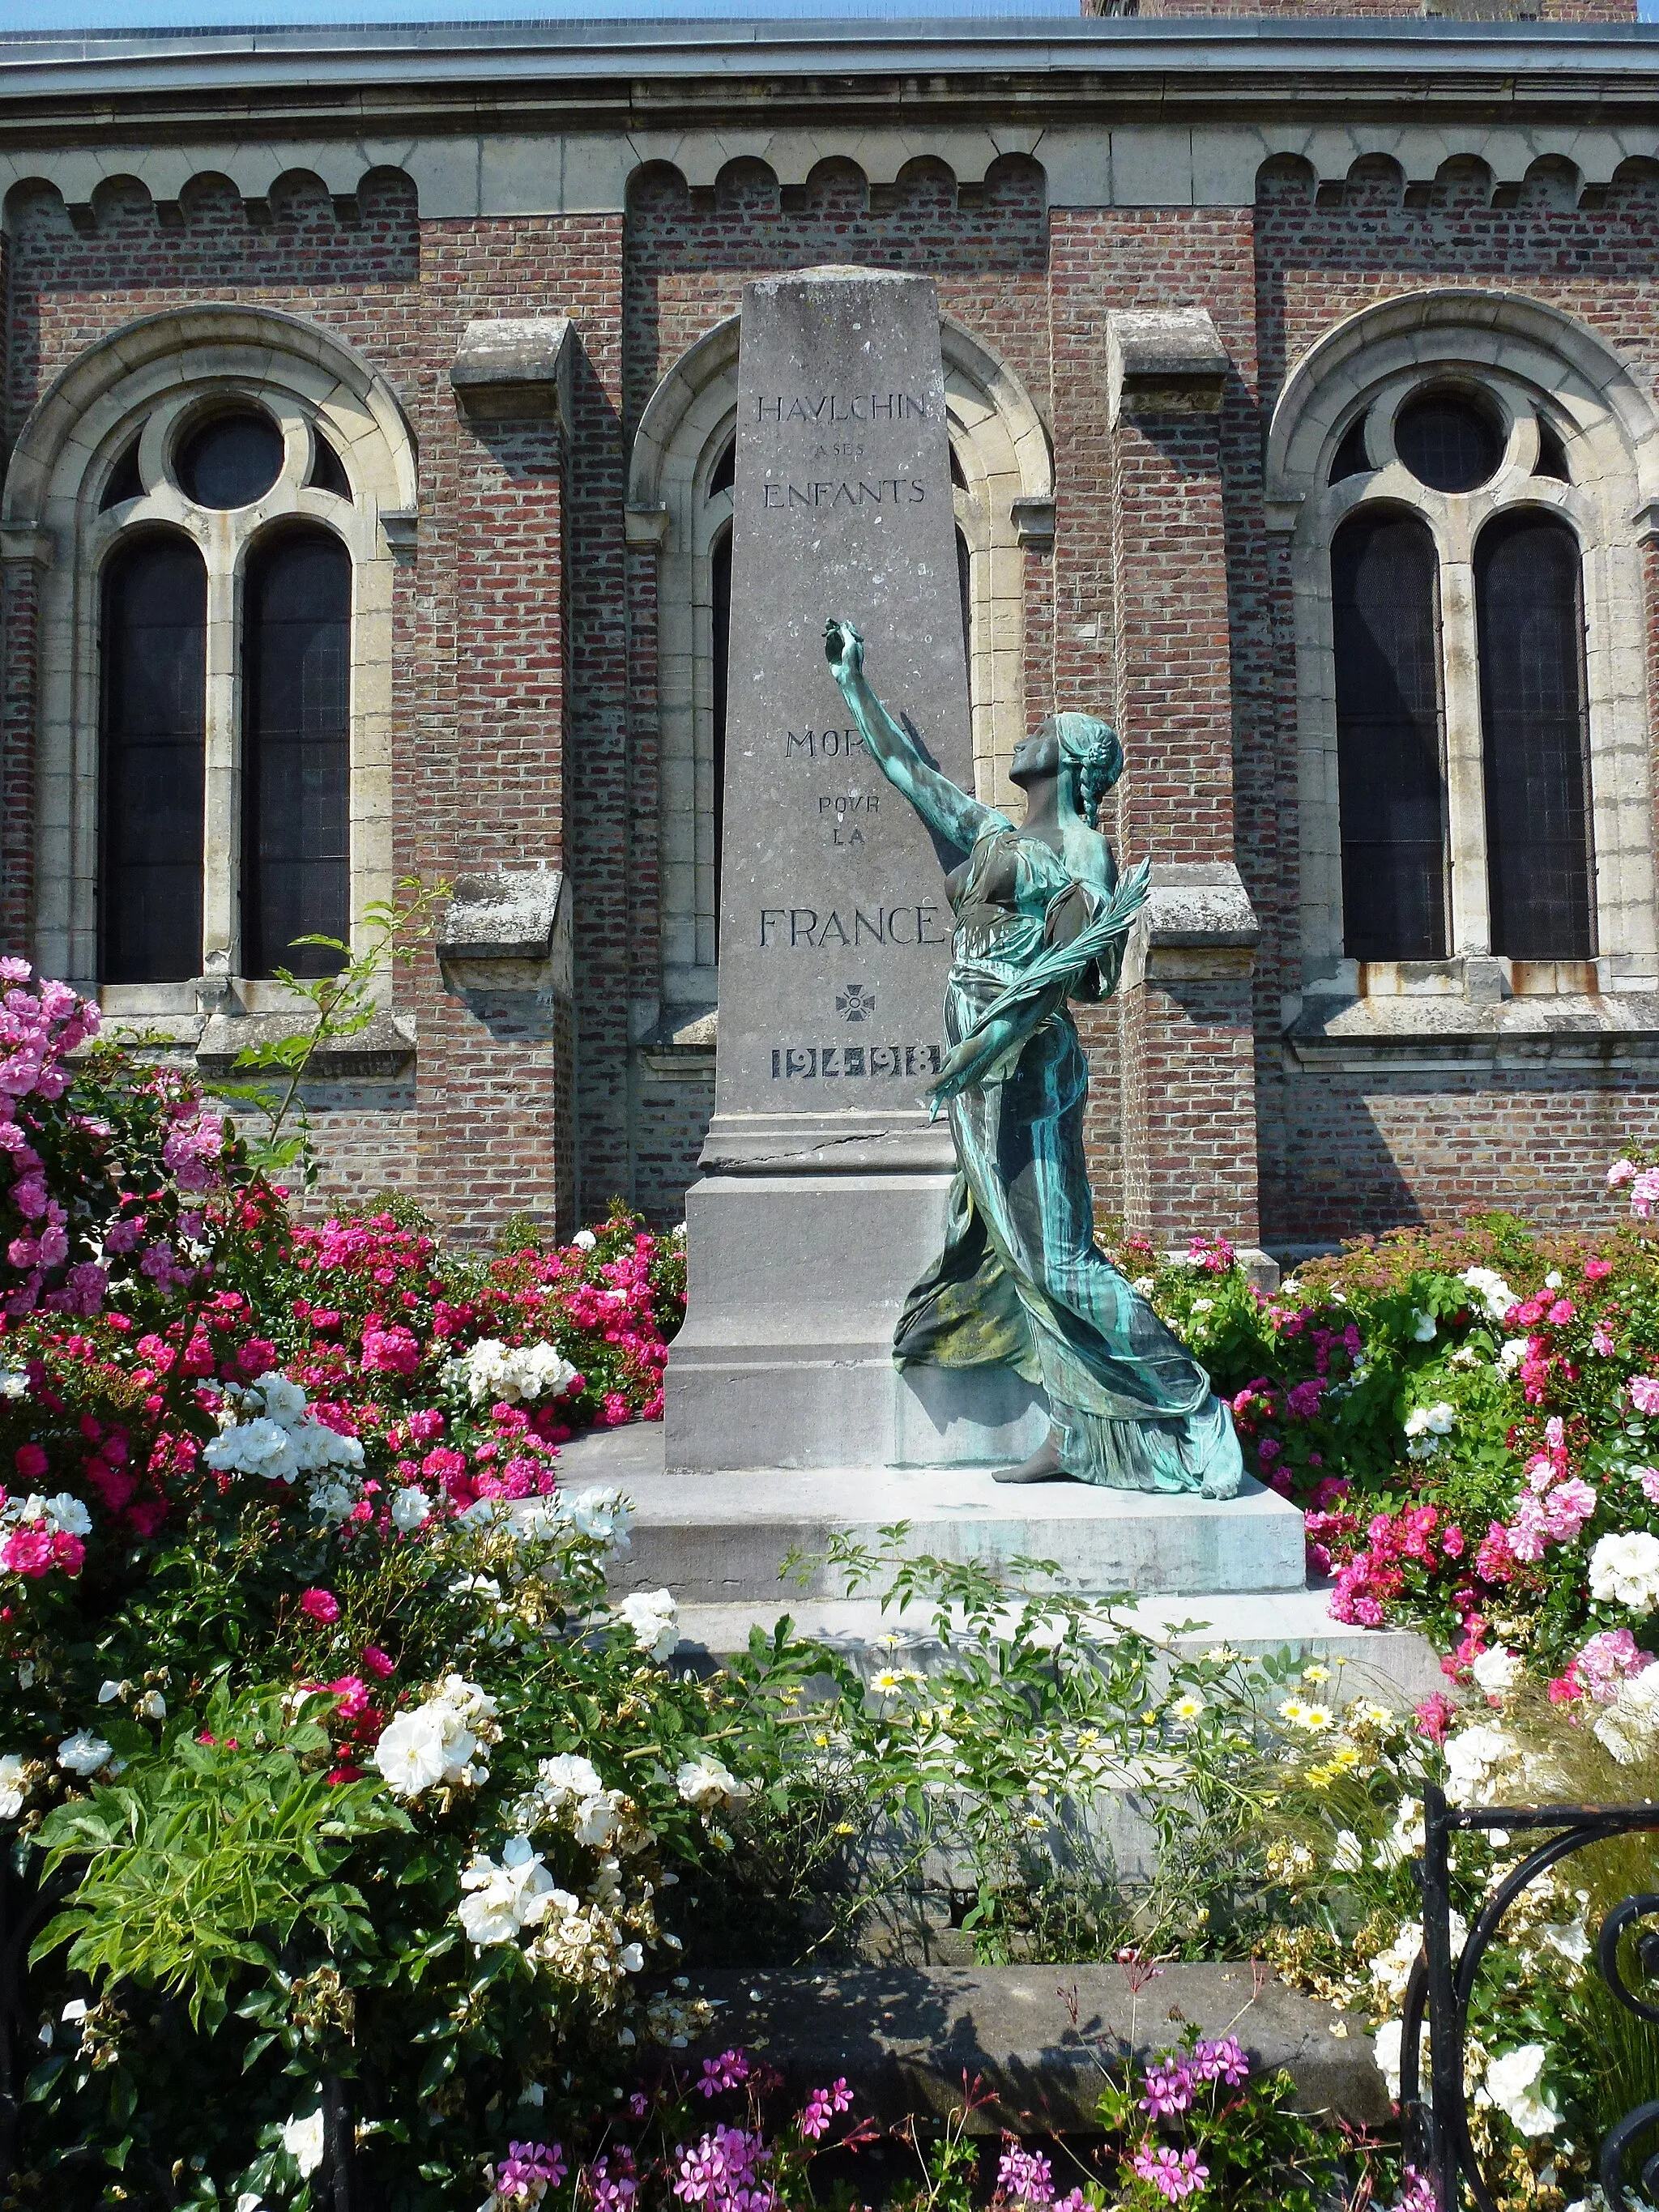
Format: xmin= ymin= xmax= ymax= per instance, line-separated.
xmin=992 ymin=1430 xmax=1070 ymax=1485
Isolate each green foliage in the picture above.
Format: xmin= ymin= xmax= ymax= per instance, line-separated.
xmin=32 ymin=1685 xmax=409 ymax=2029
xmin=217 ymin=876 xmax=448 ymax=1183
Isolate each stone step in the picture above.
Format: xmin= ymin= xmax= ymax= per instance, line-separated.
xmin=671 ymin=1963 xmax=1387 ymax=2131
xmin=561 ymin=1423 xmax=1309 ymax=1602
xmin=668 ymin=1589 xmax=1444 ymax=1703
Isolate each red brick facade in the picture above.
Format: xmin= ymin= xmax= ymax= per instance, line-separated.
xmin=3 ymin=23 xmax=1658 ymax=1254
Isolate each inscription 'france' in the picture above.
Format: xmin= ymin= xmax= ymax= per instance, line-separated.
xmin=759 ymin=906 xmax=947 ymax=949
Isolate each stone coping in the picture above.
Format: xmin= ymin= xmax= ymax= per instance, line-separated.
xmin=672 ymin=1964 xmax=1388 ymax=2131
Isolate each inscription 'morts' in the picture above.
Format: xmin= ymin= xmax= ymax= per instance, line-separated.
xmin=754 ymin=392 xmax=929 ymax=424
xmin=759 ymin=906 xmax=949 ymax=950
xmin=786 ymin=727 xmax=865 ymax=760
xmin=762 ymin=479 xmax=926 ymax=512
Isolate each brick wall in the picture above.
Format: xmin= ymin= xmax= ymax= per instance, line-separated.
xmin=1276 ymin=1072 xmax=1659 ymax=1242
xmin=7 ymin=132 xmax=1659 ymax=1251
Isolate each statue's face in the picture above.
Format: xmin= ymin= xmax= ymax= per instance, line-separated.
xmin=1009 ymin=729 xmax=1060 ymax=788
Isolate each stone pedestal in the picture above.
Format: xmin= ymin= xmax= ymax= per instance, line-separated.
xmin=666 ymin=266 xmax=1023 ymax=1472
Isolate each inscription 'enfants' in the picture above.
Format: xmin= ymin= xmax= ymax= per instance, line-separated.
xmin=755 ymin=392 xmax=929 ymax=424
xmin=762 ymin=479 xmax=925 ymax=512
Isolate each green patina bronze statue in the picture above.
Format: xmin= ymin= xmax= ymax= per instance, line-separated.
xmin=825 ymin=618 xmax=1243 ymax=1497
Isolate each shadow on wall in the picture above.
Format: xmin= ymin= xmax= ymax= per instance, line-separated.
xmin=1264 ymin=1080 xmax=1431 ymax=1246
xmin=1266 ymin=1071 xmax=1659 ymax=1245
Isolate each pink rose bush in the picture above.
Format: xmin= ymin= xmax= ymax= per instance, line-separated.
xmin=0 ymin=968 xmax=817 ymax=2210
xmin=1122 ymin=1164 xmax=1659 ymax=1683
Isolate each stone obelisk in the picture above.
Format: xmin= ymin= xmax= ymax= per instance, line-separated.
xmin=664 ymin=267 xmax=1046 ymax=1473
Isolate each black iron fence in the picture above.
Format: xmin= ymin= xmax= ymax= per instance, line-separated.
xmin=1401 ymin=1781 xmax=1659 ymax=2212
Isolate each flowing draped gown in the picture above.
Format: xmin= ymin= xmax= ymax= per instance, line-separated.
xmin=895 ymin=825 xmax=1243 ymax=1497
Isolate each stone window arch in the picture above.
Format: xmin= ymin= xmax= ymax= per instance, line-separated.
xmin=2 ymin=303 xmax=416 ymax=1016
xmin=1266 ymin=291 xmax=1659 ymax=999
xmin=628 ymin=308 xmax=1051 ymax=1017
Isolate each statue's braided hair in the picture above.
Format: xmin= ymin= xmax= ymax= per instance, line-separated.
xmin=1042 ymin=712 xmax=1124 ymax=826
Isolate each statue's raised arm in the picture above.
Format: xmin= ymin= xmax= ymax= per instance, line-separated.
xmin=823 ymin=619 xmax=1005 ymax=855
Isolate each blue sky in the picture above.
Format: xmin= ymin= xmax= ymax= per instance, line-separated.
xmin=0 ymin=1 xmax=1066 ymax=23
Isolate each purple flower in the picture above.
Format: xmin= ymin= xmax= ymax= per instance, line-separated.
xmin=1391 ymin=2167 xmax=1437 ymax=2212
xmin=996 ymin=2142 xmax=1055 ymax=2206
xmin=697 ymin=2049 xmax=752 ymax=2099
xmin=1131 ymin=2143 xmax=1209 ymax=2203
xmin=799 ymin=2078 xmax=854 ymax=2141
xmin=490 ymin=2140 xmax=567 ymax=2203
xmin=673 ymin=2126 xmax=774 ymax=2212
xmin=588 ymin=2150 xmax=639 ymax=2211
xmin=1191 ymin=2035 xmax=1249 ymax=2086
xmin=1138 ymin=2057 xmax=1196 ymax=2117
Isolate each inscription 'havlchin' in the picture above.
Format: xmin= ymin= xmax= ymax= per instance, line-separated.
xmin=754 ymin=393 xmax=929 ymax=424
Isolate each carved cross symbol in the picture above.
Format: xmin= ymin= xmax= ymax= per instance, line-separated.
xmin=835 ymin=983 xmax=875 ymax=1023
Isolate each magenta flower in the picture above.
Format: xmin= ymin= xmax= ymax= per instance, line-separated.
xmin=1192 ymin=2034 xmax=1249 ymax=2086
xmin=697 ymin=2049 xmax=751 ymax=2099
xmin=673 ymin=2125 xmax=774 ymax=2212
xmin=490 ymin=2141 xmax=567 ymax=2203
xmin=996 ymin=2142 xmax=1055 ymax=2206
xmin=799 ymin=2078 xmax=854 ymax=2141
xmin=299 ymin=1588 xmax=340 ymax=1625
xmin=1130 ymin=2143 xmax=1209 ymax=2203
xmin=1139 ymin=2057 xmax=1196 ymax=2117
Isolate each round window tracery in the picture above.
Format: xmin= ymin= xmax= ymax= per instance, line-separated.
xmin=1395 ymin=390 xmax=1502 ymax=493
xmin=175 ymin=407 xmax=285 ymax=509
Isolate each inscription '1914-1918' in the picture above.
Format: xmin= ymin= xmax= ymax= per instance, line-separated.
xmin=770 ymin=1042 xmax=945 ymax=1080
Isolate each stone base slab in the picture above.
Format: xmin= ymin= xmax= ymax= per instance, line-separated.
xmin=673 ymin=1964 xmax=1386 ymax=2129
xmin=560 ymin=1423 xmax=1308 ymax=1600
xmin=665 ymin=1588 xmax=1444 ymax=1702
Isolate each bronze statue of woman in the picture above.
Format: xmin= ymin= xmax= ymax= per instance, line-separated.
xmin=825 ymin=618 xmax=1243 ymax=1498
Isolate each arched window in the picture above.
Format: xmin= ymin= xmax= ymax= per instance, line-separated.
xmin=242 ymin=528 xmax=352 ymax=979
xmin=1332 ymin=512 xmax=1447 ymax=961
xmin=1267 ymin=291 xmax=1659 ymax=994
xmin=99 ymin=532 xmax=207 ymax=982
xmin=88 ymin=399 xmax=357 ymax=991
xmin=1476 ymin=512 xmax=1593 ymax=960
xmin=4 ymin=302 xmax=416 ymax=1004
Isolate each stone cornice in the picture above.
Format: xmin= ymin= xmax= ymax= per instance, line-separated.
xmin=1 ymin=19 xmax=1659 ymax=139
xmin=3 ymin=20 xmax=1657 ymax=222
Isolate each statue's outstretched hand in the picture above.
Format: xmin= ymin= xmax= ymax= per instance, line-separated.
xmin=823 ymin=618 xmax=865 ymax=688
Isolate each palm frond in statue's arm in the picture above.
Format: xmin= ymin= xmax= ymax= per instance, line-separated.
xmin=959 ymin=859 xmax=1149 ymax=1036
xmin=924 ymin=862 xmax=1149 ymax=1113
